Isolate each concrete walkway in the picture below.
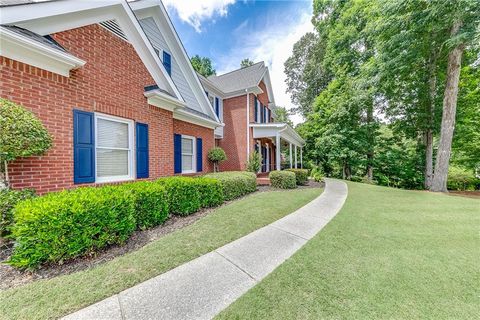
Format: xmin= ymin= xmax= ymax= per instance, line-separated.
xmin=64 ymin=179 xmax=348 ymax=320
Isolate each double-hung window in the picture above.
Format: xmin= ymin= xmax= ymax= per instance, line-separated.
xmin=95 ymin=114 xmax=134 ymax=183
xmin=163 ymin=51 xmax=172 ymax=76
xmin=181 ymin=135 xmax=196 ymax=173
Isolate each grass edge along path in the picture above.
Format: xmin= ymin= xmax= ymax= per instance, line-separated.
xmin=216 ymin=182 xmax=479 ymax=320
xmin=0 ymin=188 xmax=322 ymax=320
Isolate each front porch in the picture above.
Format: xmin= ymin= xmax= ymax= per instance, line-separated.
xmin=250 ymin=123 xmax=305 ymax=173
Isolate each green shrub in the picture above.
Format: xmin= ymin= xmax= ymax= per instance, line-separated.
xmin=269 ymin=171 xmax=297 ymax=189
xmin=246 ymin=151 xmax=262 ymax=173
xmin=285 ymin=169 xmax=309 ymax=185
xmin=9 ymin=186 xmax=136 ymax=269
xmin=119 ymin=182 xmax=169 ymax=229
xmin=447 ymin=166 xmax=479 ymax=191
xmin=208 ymin=147 xmax=227 ymax=172
xmin=310 ymin=166 xmax=324 ymax=182
xmin=156 ymin=177 xmax=201 ymax=216
xmin=0 ymin=188 xmax=36 ymax=238
xmin=193 ymin=177 xmax=224 ymax=208
xmin=205 ymin=171 xmax=257 ymax=201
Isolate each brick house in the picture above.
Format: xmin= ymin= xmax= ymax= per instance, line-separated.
xmin=0 ymin=0 xmax=223 ymax=194
xmin=199 ymin=62 xmax=305 ymax=172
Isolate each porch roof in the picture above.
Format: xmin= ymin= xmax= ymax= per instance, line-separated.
xmin=250 ymin=123 xmax=305 ymax=147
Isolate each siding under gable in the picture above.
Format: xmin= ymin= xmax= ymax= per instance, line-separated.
xmin=139 ymin=17 xmax=202 ymax=114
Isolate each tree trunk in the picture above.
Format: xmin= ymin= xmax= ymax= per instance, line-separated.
xmin=424 ymin=49 xmax=437 ymax=189
xmin=431 ymin=21 xmax=464 ymax=192
xmin=0 ymin=160 xmax=8 ymax=190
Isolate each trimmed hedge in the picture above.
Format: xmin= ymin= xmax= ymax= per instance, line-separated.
xmin=270 ymin=171 xmax=297 ymax=189
xmin=193 ymin=177 xmax=224 ymax=208
xmin=285 ymin=169 xmax=309 ymax=185
xmin=204 ymin=171 xmax=257 ymax=201
xmin=9 ymin=186 xmax=136 ymax=269
xmin=156 ymin=177 xmax=202 ymax=216
xmin=119 ymin=182 xmax=169 ymax=229
xmin=0 ymin=189 xmax=35 ymax=238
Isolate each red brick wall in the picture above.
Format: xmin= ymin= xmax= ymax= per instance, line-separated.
xmin=173 ymin=119 xmax=214 ymax=173
xmin=0 ymin=24 xmax=213 ymax=193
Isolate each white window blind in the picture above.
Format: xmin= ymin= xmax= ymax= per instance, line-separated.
xmin=95 ymin=116 xmax=133 ymax=181
xmin=181 ymin=136 xmax=195 ymax=173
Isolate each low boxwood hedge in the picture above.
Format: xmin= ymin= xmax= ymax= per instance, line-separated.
xmin=157 ymin=177 xmax=202 ymax=216
xmin=204 ymin=171 xmax=257 ymax=201
xmin=0 ymin=188 xmax=36 ymax=238
xmin=9 ymin=186 xmax=136 ymax=269
xmin=193 ymin=177 xmax=224 ymax=208
xmin=285 ymin=169 xmax=309 ymax=185
xmin=119 ymin=182 xmax=169 ymax=229
xmin=270 ymin=171 xmax=297 ymax=189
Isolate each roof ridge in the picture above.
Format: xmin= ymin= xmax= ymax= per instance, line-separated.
xmin=210 ymin=61 xmax=265 ymax=79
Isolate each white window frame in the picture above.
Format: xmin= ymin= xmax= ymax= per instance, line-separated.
xmin=256 ymin=99 xmax=261 ymax=123
xmin=181 ymin=134 xmax=197 ymax=174
xmin=94 ymin=113 xmax=135 ymax=183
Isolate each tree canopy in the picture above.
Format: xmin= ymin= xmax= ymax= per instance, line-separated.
xmin=287 ymin=0 xmax=480 ymax=191
xmin=190 ymin=55 xmax=216 ymax=77
xmin=240 ymin=58 xmax=254 ymax=68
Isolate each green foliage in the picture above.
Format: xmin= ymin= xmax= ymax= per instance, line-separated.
xmin=447 ymin=166 xmax=479 ymax=191
xmin=190 ymin=55 xmax=216 ymax=77
xmin=240 ymin=58 xmax=254 ymax=68
xmin=285 ymin=169 xmax=309 ymax=185
xmin=205 ymin=171 xmax=257 ymax=201
xmin=269 ymin=171 xmax=297 ymax=189
xmin=156 ymin=177 xmax=202 ymax=216
xmin=272 ymin=106 xmax=293 ymax=126
xmin=119 ymin=182 xmax=169 ymax=230
xmin=9 ymin=186 xmax=136 ymax=269
xmin=0 ymin=189 xmax=35 ymax=237
xmin=192 ymin=177 xmax=224 ymax=208
xmin=208 ymin=147 xmax=227 ymax=172
xmin=310 ymin=166 xmax=324 ymax=182
xmin=0 ymin=98 xmax=52 ymax=163
xmin=246 ymin=151 xmax=262 ymax=173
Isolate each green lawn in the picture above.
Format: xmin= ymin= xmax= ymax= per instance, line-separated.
xmin=217 ymin=182 xmax=479 ymax=320
xmin=0 ymin=188 xmax=322 ymax=320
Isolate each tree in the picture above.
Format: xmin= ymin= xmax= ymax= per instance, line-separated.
xmin=284 ymin=32 xmax=330 ymax=117
xmin=190 ymin=55 xmax=216 ymax=77
xmin=0 ymin=99 xmax=52 ymax=188
xmin=240 ymin=58 xmax=254 ymax=68
xmin=272 ymin=106 xmax=293 ymax=127
xmin=207 ymin=147 xmax=227 ymax=172
xmin=246 ymin=151 xmax=262 ymax=173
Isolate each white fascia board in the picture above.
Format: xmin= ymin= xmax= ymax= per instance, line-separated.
xmin=144 ymin=89 xmax=186 ymax=112
xmin=258 ymin=68 xmax=276 ymax=105
xmin=174 ymin=109 xmax=224 ymax=130
xmin=223 ymin=86 xmax=263 ymax=99
xmin=199 ymin=77 xmax=225 ymax=98
xmin=131 ymin=0 xmax=220 ymax=123
xmin=0 ymin=26 xmax=85 ymax=77
xmin=2 ymin=0 xmax=183 ymax=102
xmin=250 ymin=123 xmax=304 ymax=146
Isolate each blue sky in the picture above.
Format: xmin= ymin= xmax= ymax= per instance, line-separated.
xmin=162 ymin=0 xmax=313 ymax=124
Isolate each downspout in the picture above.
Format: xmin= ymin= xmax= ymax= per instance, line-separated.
xmin=246 ymin=89 xmax=250 ymax=162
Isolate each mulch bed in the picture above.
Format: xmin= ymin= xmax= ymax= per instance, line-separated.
xmin=447 ymin=190 xmax=480 ymax=199
xmin=0 ymin=180 xmax=324 ymax=290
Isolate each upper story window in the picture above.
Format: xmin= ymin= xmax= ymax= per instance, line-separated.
xmin=95 ymin=114 xmax=134 ymax=183
xmin=163 ymin=51 xmax=172 ymax=76
xmin=181 ymin=135 xmax=196 ymax=174
xmin=208 ymin=94 xmax=214 ymax=107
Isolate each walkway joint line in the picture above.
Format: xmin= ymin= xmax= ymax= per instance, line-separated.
xmin=214 ymin=250 xmax=259 ymax=282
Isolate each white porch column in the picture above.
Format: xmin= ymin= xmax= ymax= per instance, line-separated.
xmin=276 ymin=134 xmax=281 ymax=171
xmin=295 ymin=145 xmax=298 ymax=169
xmin=300 ymin=148 xmax=303 ymax=168
xmin=266 ymin=143 xmax=270 ymax=172
xmin=289 ymin=143 xmax=293 ymax=168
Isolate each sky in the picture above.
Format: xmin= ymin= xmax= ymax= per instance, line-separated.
xmin=162 ymin=0 xmax=314 ymax=125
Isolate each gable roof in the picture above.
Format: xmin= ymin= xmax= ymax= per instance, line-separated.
xmin=1 ymin=25 xmax=67 ymax=52
xmin=208 ymin=61 xmax=266 ymax=94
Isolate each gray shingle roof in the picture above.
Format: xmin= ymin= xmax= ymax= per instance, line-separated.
xmin=1 ymin=25 xmax=67 ymax=53
xmin=207 ymin=61 xmax=266 ymax=94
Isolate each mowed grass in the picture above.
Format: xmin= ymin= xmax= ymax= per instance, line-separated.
xmin=217 ymin=182 xmax=479 ymax=320
xmin=0 ymin=188 xmax=322 ymax=320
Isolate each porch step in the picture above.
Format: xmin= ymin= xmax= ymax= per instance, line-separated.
xmin=257 ymin=177 xmax=270 ymax=186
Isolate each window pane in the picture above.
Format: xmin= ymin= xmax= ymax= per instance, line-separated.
xmin=208 ymin=95 xmax=214 ymax=107
xmin=97 ymin=149 xmax=128 ymax=177
xmin=181 ymin=138 xmax=193 ymax=154
xmin=182 ymin=155 xmax=193 ymax=171
xmin=97 ymin=118 xmax=129 ymax=148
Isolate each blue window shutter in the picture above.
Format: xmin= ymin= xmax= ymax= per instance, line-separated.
xmin=215 ymin=97 xmax=220 ymax=118
xmin=263 ymin=106 xmax=267 ymax=123
xmin=174 ymin=133 xmax=182 ymax=174
xmin=197 ymin=138 xmax=203 ymax=172
xmin=254 ymin=97 xmax=258 ymax=122
xmin=163 ymin=51 xmax=172 ymax=76
xmin=136 ymin=123 xmax=149 ymax=178
xmin=73 ymin=109 xmax=95 ymax=184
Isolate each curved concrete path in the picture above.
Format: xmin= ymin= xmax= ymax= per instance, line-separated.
xmin=64 ymin=179 xmax=348 ymax=320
